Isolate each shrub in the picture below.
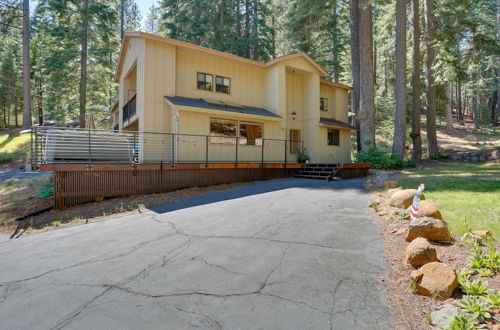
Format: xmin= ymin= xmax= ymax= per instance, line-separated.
xmin=355 ymin=145 xmax=415 ymax=170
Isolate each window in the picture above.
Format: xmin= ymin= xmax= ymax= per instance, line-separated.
xmin=216 ymin=76 xmax=230 ymax=94
xmin=239 ymin=122 xmax=263 ymax=145
xmin=320 ymin=97 xmax=328 ymax=111
xmin=327 ymin=129 xmax=340 ymax=146
xmin=290 ymin=129 xmax=301 ymax=153
xmin=197 ymin=72 xmax=213 ymax=91
xmin=210 ymin=118 xmax=237 ymax=144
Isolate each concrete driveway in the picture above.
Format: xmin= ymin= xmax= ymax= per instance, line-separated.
xmin=0 ymin=178 xmax=390 ymax=330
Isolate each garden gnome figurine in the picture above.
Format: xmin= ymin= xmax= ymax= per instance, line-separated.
xmin=410 ymin=184 xmax=425 ymax=221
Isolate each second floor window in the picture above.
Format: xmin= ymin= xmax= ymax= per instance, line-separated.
xmin=320 ymin=97 xmax=328 ymax=111
xmin=197 ymin=73 xmax=213 ymax=91
xmin=216 ymin=76 xmax=230 ymax=94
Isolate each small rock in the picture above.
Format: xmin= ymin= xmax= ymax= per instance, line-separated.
xmin=387 ymin=187 xmax=403 ymax=198
xmin=410 ymin=262 xmax=458 ymax=299
xmin=378 ymin=211 xmax=387 ymax=216
xmin=430 ymin=304 xmax=459 ymax=328
xmin=376 ymin=173 xmax=390 ymax=188
xmin=384 ymin=180 xmax=399 ymax=189
xmin=408 ymin=200 xmax=442 ymax=220
xmin=472 ymin=230 xmax=491 ymax=238
xmin=404 ymin=237 xmax=439 ymax=268
xmin=406 ymin=217 xmax=452 ymax=242
xmin=390 ymin=189 xmax=426 ymax=209
xmin=389 ymin=209 xmax=400 ymax=216
xmin=395 ymin=228 xmax=407 ymax=235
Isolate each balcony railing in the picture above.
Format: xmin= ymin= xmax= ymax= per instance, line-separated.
xmin=31 ymin=126 xmax=304 ymax=168
xmin=122 ymin=94 xmax=136 ymax=123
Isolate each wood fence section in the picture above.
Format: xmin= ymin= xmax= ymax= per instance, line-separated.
xmin=54 ymin=168 xmax=297 ymax=209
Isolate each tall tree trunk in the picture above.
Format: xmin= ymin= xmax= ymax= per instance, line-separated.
xmin=37 ymin=76 xmax=43 ymax=125
xmin=444 ymin=82 xmax=453 ymax=133
xmin=358 ymin=0 xmax=375 ymax=151
xmin=22 ymin=0 xmax=32 ymax=129
xmin=15 ymin=108 xmax=19 ymax=128
xmin=496 ymin=67 xmax=500 ymax=122
xmin=235 ymin=0 xmax=243 ymax=56
xmin=79 ymin=0 xmax=89 ymax=128
xmin=332 ymin=2 xmax=340 ymax=82
xmin=120 ymin=0 xmax=125 ymax=41
xmin=457 ymin=80 xmax=463 ymax=120
xmin=252 ymin=0 xmax=258 ymax=60
xmin=350 ymin=0 xmax=361 ymax=151
xmin=425 ymin=0 xmax=438 ymax=157
xmin=271 ymin=14 xmax=276 ymax=58
xmin=472 ymin=74 xmax=480 ymax=129
xmin=393 ymin=0 xmax=407 ymax=156
xmin=195 ymin=0 xmax=202 ymax=45
xmin=244 ymin=0 xmax=251 ymax=59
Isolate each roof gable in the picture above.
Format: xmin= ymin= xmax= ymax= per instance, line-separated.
xmin=115 ymin=31 xmax=328 ymax=81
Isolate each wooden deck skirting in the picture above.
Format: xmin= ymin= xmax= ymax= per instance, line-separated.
xmin=46 ymin=162 xmax=369 ymax=209
xmin=52 ymin=165 xmax=300 ymax=209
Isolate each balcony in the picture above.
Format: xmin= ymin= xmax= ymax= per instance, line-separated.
xmin=122 ymin=94 xmax=137 ymax=123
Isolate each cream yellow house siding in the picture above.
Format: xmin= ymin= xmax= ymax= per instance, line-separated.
xmin=175 ymin=48 xmax=265 ymax=109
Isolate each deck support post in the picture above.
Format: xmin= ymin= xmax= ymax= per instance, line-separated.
xmin=235 ymin=137 xmax=239 ymax=168
xmin=284 ymin=139 xmax=287 ymax=168
xmin=205 ymin=136 xmax=209 ymax=168
xmin=261 ymin=138 xmax=265 ymax=168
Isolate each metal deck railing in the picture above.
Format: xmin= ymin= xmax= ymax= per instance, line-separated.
xmin=31 ymin=126 xmax=304 ymax=168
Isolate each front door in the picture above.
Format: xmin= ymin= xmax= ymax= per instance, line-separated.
xmin=290 ymin=129 xmax=301 ymax=153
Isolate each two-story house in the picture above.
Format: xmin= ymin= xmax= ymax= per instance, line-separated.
xmin=112 ymin=31 xmax=354 ymax=164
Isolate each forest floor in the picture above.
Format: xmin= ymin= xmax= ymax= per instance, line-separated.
xmin=0 ymin=179 xmax=253 ymax=236
xmin=377 ymin=117 xmax=500 ymax=153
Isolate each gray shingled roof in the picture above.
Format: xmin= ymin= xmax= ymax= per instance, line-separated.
xmin=165 ymin=96 xmax=282 ymax=119
xmin=319 ymin=117 xmax=356 ymax=130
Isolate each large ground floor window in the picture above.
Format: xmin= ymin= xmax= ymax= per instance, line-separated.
xmin=210 ymin=118 xmax=263 ymax=145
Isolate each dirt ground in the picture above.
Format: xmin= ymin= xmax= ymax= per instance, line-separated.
xmin=366 ymin=174 xmax=500 ymax=329
xmin=2 ymin=180 xmax=254 ymax=237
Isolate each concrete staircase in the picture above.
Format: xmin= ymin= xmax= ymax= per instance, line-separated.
xmin=294 ymin=163 xmax=340 ymax=180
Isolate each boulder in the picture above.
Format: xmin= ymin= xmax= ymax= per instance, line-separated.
xmin=410 ymin=262 xmax=458 ymax=299
xmin=472 ymin=230 xmax=491 ymax=238
xmin=430 ymin=304 xmax=459 ymax=328
xmin=388 ymin=209 xmax=400 ymax=216
xmin=406 ymin=217 xmax=452 ymax=242
xmin=403 ymin=237 xmax=438 ymax=268
xmin=389 ymin=189 xmax=426 ymax=209
xmin=376 ymin=172 xmax=390 ymax=188
xmin=384 ymin=180 xmax=399 ymax=189
xmin=387 ymin=187 xmax=403 ymax=198
xmin=407 ymin=200 xmax=442 ymax=220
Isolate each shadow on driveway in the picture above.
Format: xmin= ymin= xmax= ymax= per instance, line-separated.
xmin=151 ymin=177 xmax=366 ymax=215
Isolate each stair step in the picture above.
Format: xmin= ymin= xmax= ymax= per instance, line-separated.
xmin=294 ymin=174 xmax=330 ymax=180
xmin=296 ymin=171 xmax=330 ymax=176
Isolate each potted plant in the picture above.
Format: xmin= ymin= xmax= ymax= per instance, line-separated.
xmin=297 ymin=149 xmax=310 ymax=164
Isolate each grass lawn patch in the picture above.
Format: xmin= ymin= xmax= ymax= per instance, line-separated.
xmin=0 ymin=133 xmax=31 ymax=163
xmin=393 ymin=162 xmax=500 ymax=239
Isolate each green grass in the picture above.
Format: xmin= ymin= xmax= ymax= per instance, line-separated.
xmin=0 ymin=133 xmax=31 ymax=163
xmin=394 ymin=162 xmax=500 ymax=239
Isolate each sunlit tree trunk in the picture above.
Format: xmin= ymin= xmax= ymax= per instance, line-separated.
xmin=445 ymin=82 xmax=453 ymax=133
xmin=22 ymin=0 xmax=32 ymax=129
xmin=393 ymin=0 xmax=407 ymax=156
xmin=358 ymin=0 xmax=375 ymax=151
xmin=411 ymin=0 xmax=423 ymax=160
xmin=79 ymin=0 xmax=89 ymax=128
xmin=350 ymin=0 xmax=361 ymax=151
xmin=425 ymin=0 xmax=438 ymax=157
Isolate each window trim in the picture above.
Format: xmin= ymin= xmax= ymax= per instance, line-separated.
xmin=327 ymin=128 xmax=340 ymax=146
xmin=215 ymin=75 xmax=231 ymax=94
xmin=320 ymin=97 xmax=328 ymax=111
xmin=197 ymin=72 xmax=214 ymax=91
